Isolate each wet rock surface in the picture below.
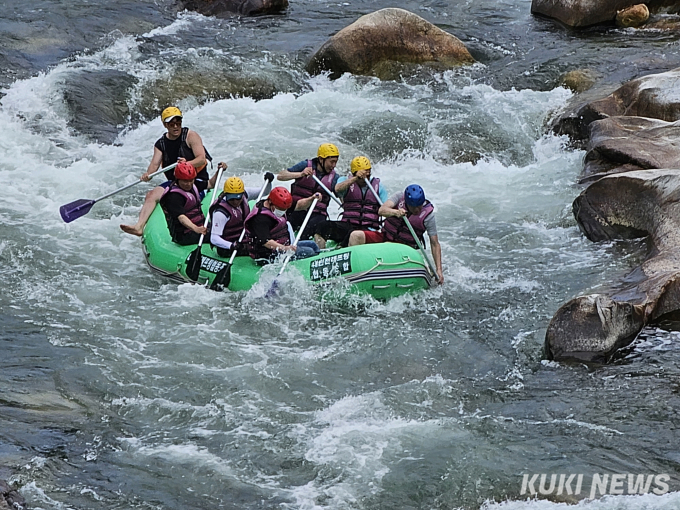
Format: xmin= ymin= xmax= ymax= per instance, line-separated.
xmin=583 ymin=116 xmax=680 ymax=178
xmin=548 ymin=169 xmax=680 ymax=361
xmin=306 ymin=8 xmax=474 ymax=80
xmin=552 ymin=67 xmax=680 ymax=143
xmin=179 ymin=0 xmax=288 ymax=16
xmin=616 ymin=4 xmax=650 ymax=27
xmin=0 ymin=479 xmax=26 ymax=510
xmin=547 ymin=66 xmax=680 ymax=362
xmin=531 ymin=0 xmax=680 ymax=27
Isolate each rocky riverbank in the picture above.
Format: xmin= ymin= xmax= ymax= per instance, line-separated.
xmin=547 ymin=67 xmax=680 ymax=362
xmin=0 ymin=480 xmax=26 ymax=510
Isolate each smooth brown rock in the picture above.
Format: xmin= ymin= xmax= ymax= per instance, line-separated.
xmin=552 ymin=67 xmax=680 ymax=142
xmin=531 ymin=0 xmax=679 ymax=27
xmin=546 ymin=294 xmax=645 ymax=362
xmin=559 ymin=69 xmax=598 ymax=93
xmin=616 ymin=4 xmax=650 ymax=27
xmin=531 ymin=0 xmax=637 ymax=27
xmin=547 ymin=169 xmax=680 ymax=361
xmin=180 ymin=0 xmax=288 ymax=16
xmin=583 ymin=116 xmax=680 ymax=177
xmin=306 ymin=8 xmax=474 ymax=80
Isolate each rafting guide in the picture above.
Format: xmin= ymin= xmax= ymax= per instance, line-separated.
xmin=520 ymin=473 xmax=671 ymax=498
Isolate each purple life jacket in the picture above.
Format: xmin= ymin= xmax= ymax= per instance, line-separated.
xmin=383 ymin=199 xmax=434 ymax=249
xmin=208 ymin=192 xmax=251 ymax=244
xmin=340 ymin=177 xmax=381 ymax=230
xmin=244 ymin=201 xmax=291 ymax=259
xmin=161 ymin=182 xmax=205 ymax=237
xmin=290 ymin=159 xmax=336 ymax=217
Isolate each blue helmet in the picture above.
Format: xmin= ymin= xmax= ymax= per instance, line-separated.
xmin=404 ymin=184 xmax=425 ymax=208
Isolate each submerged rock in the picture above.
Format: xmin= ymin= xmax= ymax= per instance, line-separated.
xmin=306 ymin=8 xmax=474 ymax=80
xmin=559 ymin=69 xmax=598 ymax=93
xmin=616 ymin=4 xmax=650 ymax=27
xmin=546 ymin=294 xmax=645 ymax=362
xmin=547 ymin=169 xmax=680 ymax=361
xmin=62 ymin=69 xmax=138 ymax=145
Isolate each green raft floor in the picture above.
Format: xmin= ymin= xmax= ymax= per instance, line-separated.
xmin=141 ymin=199 xmax=434 ymax=300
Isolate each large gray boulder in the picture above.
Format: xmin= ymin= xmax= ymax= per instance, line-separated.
xmin=180 ymin=0 xmax=288 ymax=16
xmin=306 ymin=8 xmax=475 ymax=80
xmin=531 ymin=0 xmax=680 ymax=27
xmin=553 ymin=67 xmax=680 ymax=143
xmin=546 ymin=169 xmax=680 ymax=362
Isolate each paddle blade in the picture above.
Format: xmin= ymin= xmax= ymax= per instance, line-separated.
xmin=209 ymin=262 xmax=232 ymax=291
xmin=185 ymin=247 xmax=202 ymax=282
xmin=264 ymin=278 xmax=280 ymax=298
xmin=59 ymin=199 xmax=95 ymax=223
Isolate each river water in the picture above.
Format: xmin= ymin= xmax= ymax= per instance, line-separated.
xmin=2 ymin=1 xmax=680 ymax=509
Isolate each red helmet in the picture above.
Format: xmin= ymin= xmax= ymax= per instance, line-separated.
xmin=268 ymin=187 xmax=292 ymax=210
xmin=174 ymin=161 xmax=197 ymax=180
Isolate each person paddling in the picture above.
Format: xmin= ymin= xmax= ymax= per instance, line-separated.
xmin=159 ymin=162 xmax=210 ymax=246
xmin=244 ymin=187 xmax=321 ymax=264
xmin=209 ymin=166 xmax=274 ymax=257
xmin=313 ymin=156 xmax=388 ymax=248
xmin=120 ymin=106 xmax=212 ymax=237
xmin=349 ymin=184 xmax=444 ymax=284
xmin=276 ymin=143 xmax=341 ymax=239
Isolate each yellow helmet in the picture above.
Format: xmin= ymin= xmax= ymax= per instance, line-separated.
xmin=350 ymin=156 xmax=371 ymax=174
xmin=223 ymin=176 xmax=245 ymax=196
xmin=317 ymin=143 xmax=340 ymax=159
xmin=161 ymin=106 xmax=183 ymax=123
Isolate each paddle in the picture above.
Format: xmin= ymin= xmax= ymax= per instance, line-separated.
xmin=365 ymin=181 xmax=441 ymax=284
xmin=185 ymin=167 xmax=225 ymax=282
xmin=265 ymin=197 xmax=319 ymax=298
xmin=59 ymin=163 xmax=178 ymax=223
xmin=311 ymin=174 xmax=343 ymax=207
xmin=209 ymin=175 xmax=273 ymax=291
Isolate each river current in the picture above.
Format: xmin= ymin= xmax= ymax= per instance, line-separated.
xmin=2 ymin=1 xmax=680 ymax=509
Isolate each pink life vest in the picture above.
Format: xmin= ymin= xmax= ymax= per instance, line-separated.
xmin=340 ymin=177 xmax=381 ymax=230
xmin=161 ymin=183 xmax=205 ymax=237
xmin=290 ymin=159 xmax=336 ymax=217
xmin=383 ymin=198 xmax=434 ymax=249
xmin=244 ymin=201 xmax=291 ymax=259
xmin=209 ymin=192 xmax=251 ymax=244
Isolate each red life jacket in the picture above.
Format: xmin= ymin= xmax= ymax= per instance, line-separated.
xmin=208 ymin=192 xmax=251 ymax=244
xmin=244 ymin=201 xmax=291 ymax=260
xmin=290 ymin=159 xmax=336 ymax=217
xmin=161 ymin=183 xmax=205 ymax=239
xmin=383 ymin=198 xmax=434 ymax=249
xmin=340 ymin=177 xmax=381 ymax=230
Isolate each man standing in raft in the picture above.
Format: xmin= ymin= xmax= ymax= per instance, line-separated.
xmin=244 ymin=187 xmax=322 ymax=264
xmin=349 ymin=184 xmax=444 ymax=284
xmin=276 ymin=143 xmax=340 ymax=239
xmin=159 ymin=162 xmax=210 ymax=246
xmin=121 ymin=106 xmax=212 ymax=237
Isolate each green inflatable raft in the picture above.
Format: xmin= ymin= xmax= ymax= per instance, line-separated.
xmin=141 ymin=198 xmax=435 ymax=300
